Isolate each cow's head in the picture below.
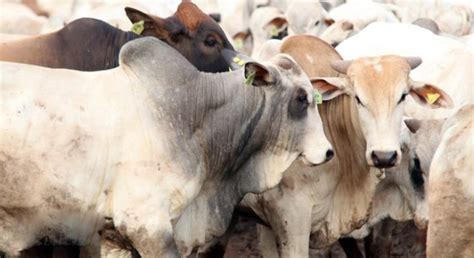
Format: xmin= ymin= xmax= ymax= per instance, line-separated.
xmin=312 ymin=56 xmax=452 ymax=169
xmin=241 ymin=54 xmax=334 ymax=188
xmin=125 ymin=2 xmax=234 ymax=73
xmin=249 ymin=6 xmax=288 ymax=54
xmin=400 ymin=118 xmax=444 ymax=228
xmin=285 ymin=1 xmax=335 ymax=36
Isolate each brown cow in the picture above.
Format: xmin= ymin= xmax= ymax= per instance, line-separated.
xmin=0 ymin=2 xmax=235 ymax=73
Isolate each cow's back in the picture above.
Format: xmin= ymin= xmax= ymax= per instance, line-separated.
xmin=0 ymin=18 xmax=136 ymax=71
xmin=427 ymin=104 xmax=474 ymax=257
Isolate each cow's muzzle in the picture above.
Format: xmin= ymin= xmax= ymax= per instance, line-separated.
xmin=222 ymin=49 xmax=254 ymax=71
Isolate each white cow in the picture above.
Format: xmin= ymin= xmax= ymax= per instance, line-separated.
xmin=249 ymin=6 xmax=288 ymax=56
xmin=318 ymin=1 xmax=400 ymax=46
xmin=378 ymin=0 xmax=473 ymax=36
xmin=285 ymin=0 xmax=334 ymax=36
xmin=427 ymin=103 xmax=474 ymax=257
xmin=0 ymin=38 xmax=333 ymax=257
xmin=0 ymin=3 xmax=48 ymax=35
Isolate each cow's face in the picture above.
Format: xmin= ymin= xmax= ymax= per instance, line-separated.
xmin=125 ymin=2 xmax=234 ymax=73
xmin=312 ymin=56 xmax=452 ymax=169
xmin=249 ymin=6 xmax=288 ymax=50
xmin=400 ymin=118 xmax=444 ymax=228
xmin=243 ymin=55 xmax=333 ymax=187
xmin=286 ymin=1 xmax=334 ymax=36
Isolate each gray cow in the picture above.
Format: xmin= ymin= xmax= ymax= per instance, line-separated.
xmin=0 ymin=37 xmax=332 ymax=257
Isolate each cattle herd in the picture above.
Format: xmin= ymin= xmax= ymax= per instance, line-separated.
xmin=0 ymin=0 xmax=473 ymax=258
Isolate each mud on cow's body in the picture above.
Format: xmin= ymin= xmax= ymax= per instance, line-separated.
xmin=0 ymin=37 xmax=332 ymax=257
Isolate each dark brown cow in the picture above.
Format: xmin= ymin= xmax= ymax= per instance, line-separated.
xmin=0 ymin=2 xmax=235 ymax=73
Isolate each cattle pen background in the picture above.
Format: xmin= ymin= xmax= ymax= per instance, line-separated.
xmin=0 ymin=0 xmax=473 ymax=258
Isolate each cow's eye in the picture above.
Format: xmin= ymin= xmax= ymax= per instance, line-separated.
xmin=204 ymin=36 xmax=218 ymax=47
xmin=398 ymin=93 xmax=408 ymax=104
xmin=315 ymin=21 xmax=320 ymax=26
xmin=298 ymin=94 xmax=308 ymax=104
xmin=410 ymin=155 xmax=425 ymax=189
xmin=355 ymin=95 xmax=365 ymax=107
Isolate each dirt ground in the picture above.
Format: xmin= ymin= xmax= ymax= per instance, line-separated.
xmin=13 ymin=218 xmax=425 ymax=258
xmin=223 ymin=217 xmax=426 ymax=258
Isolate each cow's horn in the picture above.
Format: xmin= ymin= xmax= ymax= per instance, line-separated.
xmin=406 ymin=56 xmax=422 ymax=70
xmin=331 ymin=60 xmax=351 ymax=74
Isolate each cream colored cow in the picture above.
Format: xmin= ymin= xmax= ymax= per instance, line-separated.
xmin=427 ymin=103 xmax=474 ymax=257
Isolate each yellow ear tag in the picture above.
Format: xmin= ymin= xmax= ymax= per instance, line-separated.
xmin=426 ymin=92 xmax=440 ymax=105
xmin=234 ymin=39 xmax=244 ymax=49
xmin=271 ymin=27 xmax=279 ymax=37
xmin=131 ymin=20 xmax=145 ymax=35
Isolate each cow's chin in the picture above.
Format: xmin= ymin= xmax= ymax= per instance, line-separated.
xmin=298 ymin=153 xmax=326 ymax=167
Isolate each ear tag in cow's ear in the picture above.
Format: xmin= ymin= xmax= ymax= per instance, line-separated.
xmin=426 ymin=92 xmax=440 ymax=105
xmin=313 ymin=90 xmax=323 ymax=104
xmin=271 ymin=27 xmax=279 ymax=37
xmin=233 ymin=56 xmax=245 ymax=66
xmin=245 ymin=71 xmax=256 ymax=86
xmin=131 ymin=20 xmax=144 ymax=35
xmin=234 ymin=39 xmax=244 ymax=50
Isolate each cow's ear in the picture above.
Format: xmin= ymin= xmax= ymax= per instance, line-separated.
xmin=310 ymin=77 xmax=351 ymax=101
xmin=324 ymin=18 xmax=335 ymax=26
xmin=263 ymin=17 xmax=288 ymax=38
xmin=409 ymin=80 xmax=453 ymax=108
xmin=404 ymin=118 xmax=421 ymax=134
xmin=209 ymin=12 xmax=221 ymax=23
xmin=244 ymin=62 xmax=274 ymax=87
xmin=125 ymin=7 xmax=171 ymax=38
xmin=232 ymin=30 xmax=252 ymax=51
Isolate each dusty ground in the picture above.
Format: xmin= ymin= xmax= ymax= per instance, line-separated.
xmin=13 ymin=218 xmax=425 ymax=258
xmin=223 ymin=218 xmax=426 ymax=258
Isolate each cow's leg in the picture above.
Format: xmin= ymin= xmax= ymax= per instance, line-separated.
xmin=258 ymin=224 xmax=279 ymax=258
xmin=0 ymin=208 xmax=40 ymax=258
xmin=112 ymin=193 xmax=180 ymax=258
xmin=267 ymin=204 xmax=312 ymax=258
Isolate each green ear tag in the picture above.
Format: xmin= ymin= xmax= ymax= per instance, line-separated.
xmin=313 ymin=90 xmax=323 ymax=104
xmin=131 ymin=20 xmax=145 ymax=35
xmin=234 ymin=39 xmax=244 ymax=49
xmin=271 ymin=27 xmax=278 ymax=37
xmin=245 ymin=71 xmax=256 ymax=85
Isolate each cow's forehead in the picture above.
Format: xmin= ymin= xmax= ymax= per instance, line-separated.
xmin=267 ymin=54 xmax=309 ymax=88
xmin=174 ymin=2 xmax=216 ymax=33
xmin=348 ymin=56 xmax=411 ymax=96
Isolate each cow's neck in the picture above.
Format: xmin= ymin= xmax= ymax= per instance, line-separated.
xmin=309 ymin=95 xmax=379 ymax=245
xmin=171 ymin=71 xmax=280 ymax=254
xmin=189 ymin=72 xmax=269 ymax=180
xmin=319 ymin=95 xmax=370 ymax=186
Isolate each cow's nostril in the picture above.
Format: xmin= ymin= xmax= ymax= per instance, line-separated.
xmin=371 ymin=151 xmax=398 ymax=168
xmin=326 ymin=149 xmax=334 ymax=160
xmin=388 ymin=151 xmax=398 ymax=166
